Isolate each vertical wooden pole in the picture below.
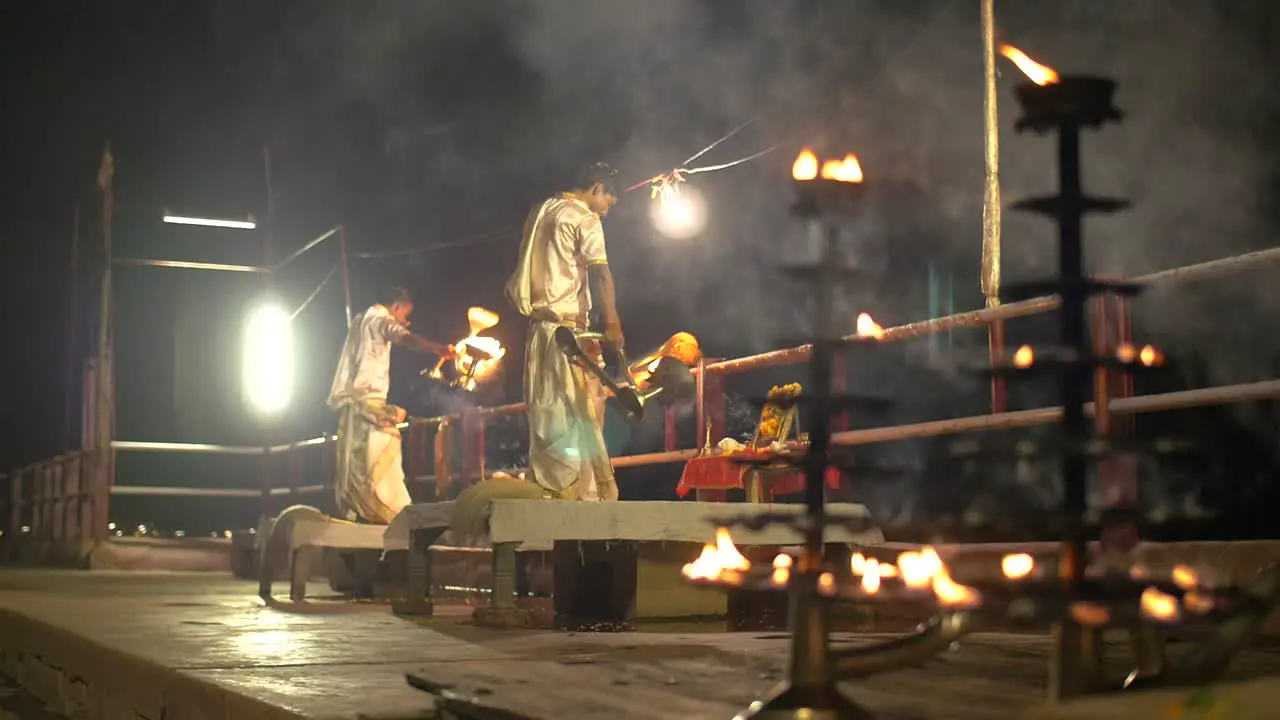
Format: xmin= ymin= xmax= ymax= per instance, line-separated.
xmin=338 ymin=225 xmax=353 ymax=328
xmin=93 ymin=145 xmax=116 ymax=542
xmin=980 ymin=0 xmax=1006 ymax=414
xmin=980 ymin=0 xmax=1002 ymax=305
xmin=259 ymin=145 xmax=277 ymax=522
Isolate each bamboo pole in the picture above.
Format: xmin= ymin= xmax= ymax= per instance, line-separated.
xmin=93 ymin=144 xmax=116 ymax=541
xmin=979 ymin=0 xmax=1001 ymax=307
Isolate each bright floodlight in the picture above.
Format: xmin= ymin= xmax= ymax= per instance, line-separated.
xmin=648 ymin=184 xmax=707 ymax=240
xmin=164 ymin=214 xmax=257 ymax=230
xmin=242 ymin=302 xmax=293 ymax=415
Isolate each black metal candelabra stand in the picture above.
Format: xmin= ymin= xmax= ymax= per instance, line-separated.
xmin=685 ymin=76 xmax=1280 ymax=719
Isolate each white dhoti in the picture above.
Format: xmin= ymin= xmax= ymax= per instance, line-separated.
xmin=524 ymin=319 xmax=616 ymax=501
xmin=333 ymin=399 xmax=412 ymax=524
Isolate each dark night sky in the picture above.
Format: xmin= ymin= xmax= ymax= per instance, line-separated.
xmin=2 ymin=2 xmax=1278 ymax=526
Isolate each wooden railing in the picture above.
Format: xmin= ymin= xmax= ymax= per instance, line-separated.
xmin=3 ymin=245 xmax=1279 ymax=552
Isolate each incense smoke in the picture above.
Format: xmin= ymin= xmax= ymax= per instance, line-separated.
xmin=193 ymin=1 xmax=1279 ymax=518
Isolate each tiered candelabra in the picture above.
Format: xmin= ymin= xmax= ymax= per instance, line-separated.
xmin=683 ymin=71 xmax=1280 ymax=718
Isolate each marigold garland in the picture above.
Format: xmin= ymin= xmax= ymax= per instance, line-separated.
xmin=756 ymin=383 xmax=802 ymax=443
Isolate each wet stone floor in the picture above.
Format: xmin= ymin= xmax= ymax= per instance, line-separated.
xmin=0 ymin=570 xmax=1279 ymax=719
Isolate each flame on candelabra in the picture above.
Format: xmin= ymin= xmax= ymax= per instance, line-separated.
xmin=820 ymin=154 xmax=864 ymax=184
xmin=1171 ymin=564 xmax=1200 ymax=590
xmin=998 ymin=44 xmax=1060 ymax=86
xmin=792 ymin=148 xmax=864 ymax=184
xmin=856 ymin=312 xmax=885 ymax=339
xmin=1001 ymin=553 xmax=1035 ymax=580
xmin=792 ymin=148 xmax=819 ymax=181
xmin=1140 ymin=587 xmax=1181 ymax=623
xmin=682 ymin=527 xmax=752 ymax=582
xmin=628 ymin=331 xmax=702 ymax=386
xmin=436 ymin=307 xmax=505 ymax=391
xmin=851 ymin=546 xmax=981 ymax=608
xmin=1116 ymin=342 xmax=1164 ymax=367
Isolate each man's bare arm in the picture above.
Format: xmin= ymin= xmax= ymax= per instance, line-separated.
xmin=588 ymin=264 xmax=624 ymax=347
xmin=395 ymin=332 xmax=452 ymax=357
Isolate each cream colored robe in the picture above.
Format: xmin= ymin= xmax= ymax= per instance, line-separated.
xmin=327 ymin=304 xmax=414 ymax=523
xmin=505 ymin=195 xmax=617 ymax=501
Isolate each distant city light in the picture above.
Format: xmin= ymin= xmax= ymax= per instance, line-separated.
xmin=163 ymin=214 xmax=257 ymax=230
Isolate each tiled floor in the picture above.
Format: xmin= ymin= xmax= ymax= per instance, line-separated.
xmin=0 ymin=570 xmax=1279 ymax=719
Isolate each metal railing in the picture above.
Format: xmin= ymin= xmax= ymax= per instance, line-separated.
xmin=3 ymin=245 xmax=1279 ymax=551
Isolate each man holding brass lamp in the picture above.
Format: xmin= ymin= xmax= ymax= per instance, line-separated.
xmin=505 ymin=162 xmax=625 ymax=502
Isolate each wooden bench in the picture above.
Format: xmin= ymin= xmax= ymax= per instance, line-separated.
xmin=257 ymin=507 xmax=391 ymax=603
xmin=397 ymin=499 xmax=882 ymax=628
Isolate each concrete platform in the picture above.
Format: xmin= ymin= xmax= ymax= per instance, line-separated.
xmin=2 ymin=569 xmax=1280 ymax=719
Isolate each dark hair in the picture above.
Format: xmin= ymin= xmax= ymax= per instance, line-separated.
xmin=382 ymin=285 xmax=413 ymax=307
xmin=578 ymin=161 xmax=621 ymax=196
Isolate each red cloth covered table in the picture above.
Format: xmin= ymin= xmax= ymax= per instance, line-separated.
xmin=676 ymin=451 xmax=842 ymax=501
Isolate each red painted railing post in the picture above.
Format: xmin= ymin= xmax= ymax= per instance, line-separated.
xmin=988 ymin=319 xmax=1007 ymax=413
xmin=459 ymin=413 xmax=486 ymax=488
xmin=1092 ymin=289 xmax=1139 ymax=555
xmin=663 ymin=406 xmax=678 ymax=452
xmin=404 ymin=421 xmax=429 ymax=500
xmin=434 ymin=419 xmax=455 ymax=500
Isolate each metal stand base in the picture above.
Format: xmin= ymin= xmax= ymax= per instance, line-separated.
xmin=734 ymin=681 xmax=873 ymax=720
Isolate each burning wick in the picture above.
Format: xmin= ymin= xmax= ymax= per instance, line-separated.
xmin=432 ymin=307 xmax=507 ymax=391
xmin=1115 ymin=343 xmax=1163 ymax=366
xmin=1140 ymin=587 xmax=1181 ymax=623
xmin=1013 ymin=345 xmax=1034 ymax=368
xmin=998 ymin=44 xmax=1060 ymax=86
xmin=856 ymin=313 xmax=885 ymax=339
xmin=1183 ymin=591 xmax=1215 ymax=615
xmin=770 ymin=554 xmax=792 ymax=586
xmin=682 ymin=527 xmax=751 ymax=581
xmin=792 ymin=148 xmax=819 ymax=181
xmin=1171 ymin=564 xmax=1200 ymax=590
xmin=1069 ymin=601 xmax=1112 ymax=627
xmin=861 ymin=562 xmax=882 ymax=594
xmin=1001 ymin=553 xmax=1035 ymax=580
xmin=820 ymin=154 xmax=864 ymax=184
xmin=818 ymin=572 xmax=838 ymax=596
xmin=791 ymin=147 xmax=864 ymax=184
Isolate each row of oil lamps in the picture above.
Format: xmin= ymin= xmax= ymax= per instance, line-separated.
xmin=684 ymin=528 xmax=1220 ymax=626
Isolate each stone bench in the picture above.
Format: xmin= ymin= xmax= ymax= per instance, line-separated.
xmin=386 ymin=499 xmax=882 ymax=628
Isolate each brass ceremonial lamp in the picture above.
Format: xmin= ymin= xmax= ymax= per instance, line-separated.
xmin=683 ymin=54 xmax=1280 ymax=719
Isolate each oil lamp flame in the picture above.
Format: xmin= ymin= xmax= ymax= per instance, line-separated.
xmin=1013 ymin=345 xmax=1034 ymax=368
xmin=681 ymin=527 xmax=751 ymax=581
xmin=819 ymin=154 xmax=864 ymax=184
xmin=932 ymin=566 xmax=982 ymax=608
xmin=856 ymin=312 xmax=885 ymax=339
xmin=1140 ymin=587 xmax=1181 ymax=623
xmin=792 ymin=148 xmax=819 ymax=181
xmin=818 ymin=572 xmax=838 ymax=596
xmin=1001 ymin=553 xmax=1035 ymax=580
xmin=1116 ymin=343 xmax=1164 ymax=367
xmin=467 ymin=306 xmax=500 ymax=335
xmin=861 ymin=562 xmax=882 ymax=594
xmin=1171 ymin=564 xmax=1199 ymax=590
xmin=1070 ymin=601 xmax=1112 ymax=627
xmin=998 ymin=44 xmax=1060 ymax=86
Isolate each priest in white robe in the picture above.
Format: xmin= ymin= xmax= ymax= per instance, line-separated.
xmin=504 ymin=162 xmax=625 ymax=501
xmin=328 ymin=286 xmax=453 ymax=523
